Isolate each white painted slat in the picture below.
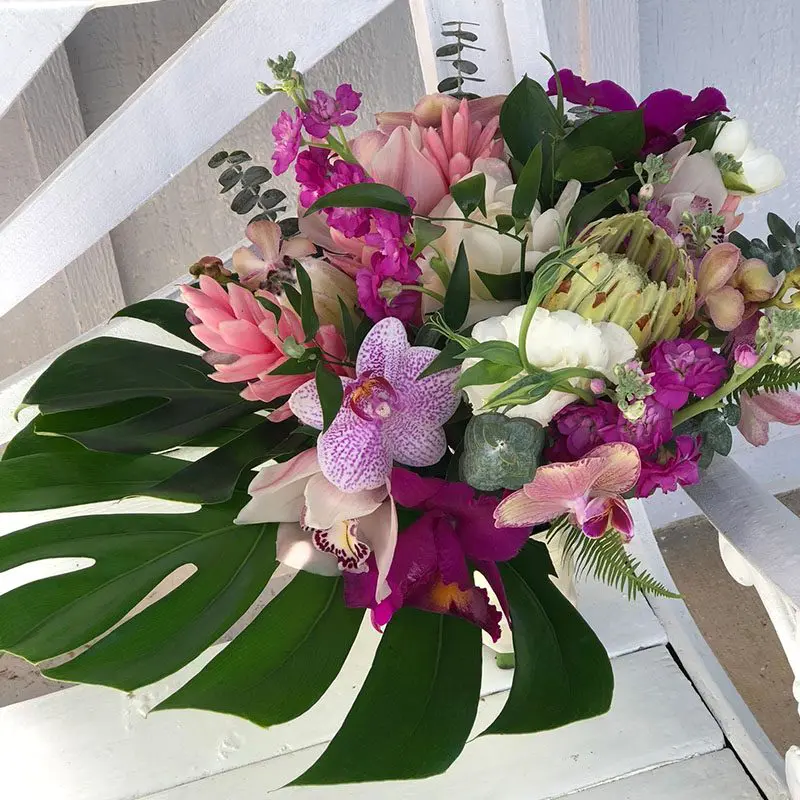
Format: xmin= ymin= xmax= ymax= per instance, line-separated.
xmin=628 ymin=500 xmax=792 ymax=800
xmin=134 ymin=647 xmax=721 ymax=800
xmin=562 ymin=750 xmax=761 ymax=800
xmin=500 ymin=0 xmax=552 ymax=87
xmin=0 ymin=0 xmax=397 ymax=320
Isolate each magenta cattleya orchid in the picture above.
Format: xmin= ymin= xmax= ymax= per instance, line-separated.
xmin=738 ymin=390 xmax=800 ymax=446
xmin=236 ymin=449 xmax=398 ymax=602
xmin=547 ymin=69 xmax=728 ymax=154
xmin=344 ymin=468 xmax=530 ymax=640
xmin=495 ymin=443 xmax=641 ymax=542
xmin=289 ymin=317 xmax=461 ymax=493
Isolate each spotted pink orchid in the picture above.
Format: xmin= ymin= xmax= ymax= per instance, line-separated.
xmin=738 ymin=390 xmax=800 ymax=446
xmin=236 ymin=448 xmax=398 ymax=603
xmin=289 ymin=317 xmax=461 ymax=493
xmin=495 ymin=443 xmax=641 ymax=542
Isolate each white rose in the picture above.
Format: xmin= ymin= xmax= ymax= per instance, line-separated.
xmin=711 ymin=118 xmax=785 ymax=195
xmin=461 ymin=306 xmax=637 ymax=426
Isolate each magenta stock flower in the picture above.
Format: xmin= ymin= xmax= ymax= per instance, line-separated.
xmin=303 ymin=84 xmax=362 ymax=139
xmin=344 ymin=469 xmax=530 ymax=640
xmin=610 ymin=397 xmax=673 ymax=456
xmin=289 ymin=317 xmax=460 ymax=492
xmin=649 ymin=339 xmax=728 ymax=410
xmin=495 ymin=443 xmax=641 ymax=542
xmin=636 ymin=436 xmax=702 ymax=497
xmin=271 ymin=107 xmax=303 ymax=175
xmin=548 ymin=401 xmax=620 ymax=460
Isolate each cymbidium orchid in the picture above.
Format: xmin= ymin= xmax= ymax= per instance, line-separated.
xmin=495 ymin=443 xmax=641 ymax=542
xmin=738 ymin=390 xmax=800 ymax=446
xmin=289 ymin=317 xmax=461 ymax=492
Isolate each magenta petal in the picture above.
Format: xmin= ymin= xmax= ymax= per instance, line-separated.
xmin=389 ymin=467 xmax=443 ymax=507
xmin=475 ymin=560 xmax=511 ymax=624
xmin=609 ymin=498 xmax=635 ymax=542
xmin=547 ymin=69 xmax=636 ymax=111
xmin=318 ymin=408 xmax=391 ymax=492
xmin=355 ymin=316 xmax=409 ymax=380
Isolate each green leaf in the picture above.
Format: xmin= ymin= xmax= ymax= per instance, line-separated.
xmin=721 ymin=170 xmax=755 ymax=194
xmin=768 ymin=212 xmax=796 ymax=246
xmin=556 ymin=145 xmax=615 ymax=183
xmin=2 ymin=416 xmax=85 ymax=460
xmin=419 ymin=338 xmax=464 ymax=378
xmin=496 ymin=214 xmax=516 ymax=235
xmin=412 ymin=218 xmax=446 ymax=258
xmin=241 ymin=165 xmax=271 ymax=186
xmin=207 ymin=151 xmax=228 ymax=168
xmin=450 ymin=173 xmax=487 ymax=217
xmin=684 ymin=111 xmax=730 ymax=153
xmin=0 ymin=500 xmax=277 ymax=690
xmin=456 ymin=360 xmax=521 ymax=390
xmin=483 ymin=541 xmax=613 ymax=735
xmin=256 ymin=294 xmax=283 ymax=321
xmin=442 ymin=241 xmax=471 ymax=329
xmin=159 ymin=572 xmax=362 ymax=725
xmin=306 ymin=183 xmax=412 ymax=216
xmin=226 ymin=150 xmax=252 ymax=165
xmin=568 ymin=177 xmax=637 ymax=237
xmin=112 ymin=299 xmax=197 ymax=346
xmin=564 ymin=110 xmax=645 ymax=162
xmin=481 ymin=370 xmax=554 ymax=410
xmin=0 ymin=450 xmax=182 ymax=511
xmin=500 ymin=75 xmax=563 ymax=163
xmin=700 ymin=411 xmax=733 ymax=456
xmin=460 ymin=412 xmax=544 ymax=491
xmin=512 ymin=142 xmax=543 ymax=220
xmin=231 ymin=187 xmax=259 ymax=214
xmin=338 ymin=297 xmax=358 ymax=360
xmin=293 ymin=609 xmax=481 ymax=785
xmin=24 ymin=338 xmax=252 ymax=454
xmin=476 ymin=270 xmax=522 ymax=301
xmin=146 ymin=418 xmax=300 ymax=504
xmin=295 ymin=262 xmax=320 ymax=341
xmin=316 ymin=362 xmax=343 ymax=432
xmin=456 ymin=341 xmax=522 ymax=367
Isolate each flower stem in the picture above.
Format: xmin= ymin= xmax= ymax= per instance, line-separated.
xmin=422 ymin=215 xmax=524 ymax=243
xmin=398 ymin=284 xmax=446 ymax=303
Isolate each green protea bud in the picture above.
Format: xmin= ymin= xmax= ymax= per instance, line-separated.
xmin=543 ymin=212 xmax=696 ymax=348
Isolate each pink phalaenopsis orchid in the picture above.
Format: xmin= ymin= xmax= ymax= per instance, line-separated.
xmin=289 ymin=317 xmax=461 ymax=493
xmin=495 ymin=443 xmax=641 ymax=542
xmin=181 ymin=275 xmax=350 ymax=416
xmin=738 ymin=390 xmax=800 ymax=446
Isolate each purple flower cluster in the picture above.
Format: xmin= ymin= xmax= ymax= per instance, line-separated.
xmin=637 ymin=436 xmax=701 ymax=497
xmin=649 ymin=339 xmax=728 ymax=410
xmin=271 ymin=108 xmax=303 ymax=175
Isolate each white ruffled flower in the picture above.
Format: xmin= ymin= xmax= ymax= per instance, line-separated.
xmin=462 ymin=306 xmax=637 ymax=426
xmin=425 ymin=158 xmax=581 ymax=302
xmin=711 ymin=118 xmax=785 ymax=195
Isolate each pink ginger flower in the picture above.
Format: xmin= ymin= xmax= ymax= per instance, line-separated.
xmin=181 ymin=275 xmax=350 ymax=415
xmin=739 ymin=390 xmax=800 ymax=446
xmin=303 ymin=84 xmax=361 ymax=139
xmin=289 ymin=317 xmax=460 ymax=493
xmin=495 ymin=443 xmax=641 ymax=542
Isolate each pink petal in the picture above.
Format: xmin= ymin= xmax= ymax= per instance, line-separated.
xmin=245 ymin=219 xmax=282 ymax=263
xmin=697 ymin=242 xmax=741 ymax=298
xmin=197 ymin=274 xmax=231 ymax=307
xmin=584 ymin=442 xmax=641 ymax=495
xmin=610 ymin=498 xmax=635 ymax=542
xmin=738 ymin=391 xmax=771 ymax=446
xmin=393 ymin=346 xmax=460 ymax=426
xmin=318 ymin=408 xmax=391 ymax=493
xmin=388 ymin=424 xmax=447 ymax=467
xmin=705 ymin=285 xmax=745 ymax=331
xmin=240 ymin=374 xmax=308 ymax=403
xmin=190 ymin=325 xmax=239 ymax=354
xmin=280 ymin=236 xmax=316 ymax=260
xmin=211 ymin=353 xmax=276 ymax=383
xmin=351 ymin=129 xmax=389 ymax=172
xmin=357 ymin=495 xmax=398 ymax=603
xmin=494 ymin=487 xmax=564 ymax=527
xmin=355 ymin=316 xmax=409 ymax=380
xmin=275 ymin=523 xmax=339 ymax=576
xmin=232 ymin=247 xmax=269 ymax=288
xmin=217 ymin=319 xmax=270 ymax=354
xmin=751 ymin=390 xmax=800 ymax=424
xmin=288 ymin=378 xmax=324 ymax=428
xmin=303 ymin=472 xmax=387 ymax=531
xmin=227 ymin=283 xmax=267 ymax=326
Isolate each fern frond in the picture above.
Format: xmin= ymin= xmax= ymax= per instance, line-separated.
xmin=546 ymin=518 xmax=680 ymax=601
xmin=731 ymin=358 xmax=800 ymax=401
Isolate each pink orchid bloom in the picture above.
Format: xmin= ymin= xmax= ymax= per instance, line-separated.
xmin=236 ymin=449 xmax=398 ymax=602
xmin=231 ymin=220 xmax=315 ymax=291
xmin=181 ymin=275 xmax=351 ymax=416
xmin=495 ymin=443 xmax=641 ymax=542
xmin=696 ymin=242 xmax=781 ymax=331
xmin=738 ymin=390 xmax=800 ymax=446
xmin=289 ymin=317 xmax=460 ymax=493
xmin=720 ymin=194 xmax=744 ymax=233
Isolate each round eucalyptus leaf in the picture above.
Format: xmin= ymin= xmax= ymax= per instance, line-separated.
xmin=460 ymin=412 xmax=544 ymax=491
xmin=241 ymin=165 xmax=271 ymax=187
xmin=231 ymin=187 xmax=259 ymax=214
xmin=207 ymin=150 xmax=228 ymax=168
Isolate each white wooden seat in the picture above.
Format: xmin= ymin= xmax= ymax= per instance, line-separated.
xmin=0 ymin=1 xmax=798 ymax=799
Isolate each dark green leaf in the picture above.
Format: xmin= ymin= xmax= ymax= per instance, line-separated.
xmin=457 ymin=341 xmax=522 ymax=367
xmin=457 ymin=360 xmax=521 ymax=390
xmin=207 ymin=151 xmax=228 ymax=168
xmin=259 ymin=188 xmax=287 ymax=210
xmin=24 ymin=338 xmax=251 ymax=453
xmin=2 ymin=416 xmax=85 ymax=460
xmin=556 ymin=145 xmax=615 ymax=183
xmin=112 ymin=299 xmax=197 ymax=346
xmin=278 ymin=217 xmax=301 ymax=238
xmin=568 ymin=177 xmax=637 ymax=237
xmin=452 ymin=59 xmax=478 ymax=74
xmin=160 ymin=573 xmax=362 ymax=725
xmin=146 ymin=419 xmax=300 ymax=504
xmin=512 ymin=142 xmax=543 ymax=220
xmin=338 ymin=297 xmax=358 ymax=361
xmin=437 ymin=76 xmax=462 ymax=93
xmin=700 ymin=411 xmax=733 ymax=456
xmin=476 ymin=270 xmax=522 ymax=301
xmin=722 ymin=403 xmax=742 ymax=426
xmin=483 ymin=541 xmax=613 ymax=734
xmin=419 ymin=338 xmax=464 ymax=378
xmin=496 ymin=214 xmax=515 ymax=235
xmin=500 ymin=75 xmax=563 ymax=163
xmin=218 ymin=165 xmax=242 ymax=193
xmin=241 ymin=165 xmax=271 ymax=186
xmin=450 ymin=172 xmax=487 ymax=217
xmin=564 ymin=110 xmax=645 ymax=162
xmin=231 ymin=187 xmax=259 ymax=214
xmin=256 ymin=294 xmax=283 ymax=321
xmin=0 ymin=450 xmax=182 ymax=511
xmin=481 ymin=371 xmax=554 ymax=409
xmin=436 ymin=43 xmax=462 ymax=57
xmin=0 ymin=500 xmax=277 ymax=689
xmin=684 ymin=112 xmax=730 ymax=153
xmin=768 ymin=212 xmax=796 ymax=246
xmin=269 ymin=356 xmax=318 ymax=375
xmin=316 ymin=362 xmax=343 ymax=432
xmin=295 ymin=262 xmax=320 ymax=341
xmin=442 ymin=241 xmax=471 ymax=330
xmin=293 ymin=609 xmax=481 ymax=785
xmin=281 ymin=282 xmax=303 ymax=316
xmin=460 ymin=413 xmax=544 ymax=491
xmin=442 ymin=29 xmax=478 ymax=41
xmin=226 ymin=150 xmax=252 ymax=164
xmin=306 ymin=184 xmax=412 ymax=216
xmin=411 ymin=218 xmax=446 ymax=258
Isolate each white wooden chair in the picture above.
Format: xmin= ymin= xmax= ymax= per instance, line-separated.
xmin=0 ymin=1 xmax=797 ymax=798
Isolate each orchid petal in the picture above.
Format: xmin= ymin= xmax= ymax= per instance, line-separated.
xmin=355 ymin=316 xmax=409 ymax=380
xmin=303 ymin=472 xmax=387 ymax=531
xmin=584 ymin=442 xmax=641 ymax=495
xmin=357 ymin=494 xmax=398 ymax=603
xmin=388 ymin=424 xmax=448 ymax=468
xmin=393 ymin=345 xmax=460 ymax=425
xmin=289 ymin=377 xmax=355 ymax=428
xmin=494 ymin=486 xmax=564 ymax=527
xmin=738 ymin=392 xmax=771 ymax=446
xmin=281 ymin=236 xmax=316 ymax=260
xmin=276 ymin=522 xmax=339 ymax=576
xmin=245 ymin=219 xmax=282 ymax=263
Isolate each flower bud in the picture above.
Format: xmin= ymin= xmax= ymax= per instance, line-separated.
xmin=772 ymin=348 xmax=793 ymax=366
xmin=589 ymin=378 xmax=606 ymax=395
xmin=378 ymin=279 xmax=405 ymax=302
xmin=733 ymin=343 xmax=760 ymax=369
xmin=189 ymin=256 xmax=232 ymax=284
xmin=638 ymin=183 xmax=654 ymax=203
xmin=621 ymin=400 xmax=646 ymax=422
xmin=256 ymin=81 xmax=273 ymax=96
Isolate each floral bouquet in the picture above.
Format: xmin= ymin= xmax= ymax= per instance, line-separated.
xmin=1 ymin=49 xmax=799 ymax=786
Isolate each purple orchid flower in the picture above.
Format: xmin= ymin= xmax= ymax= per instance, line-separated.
xmin=303 ymin=83 xmax=362 ymax=139
xmin=288 ymin=317 xmax=461 ymax=493
xmin=547 ymin=69 xmax=728 ymax=154
xmin=344 ymin=468 xmax=531 ymax=640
